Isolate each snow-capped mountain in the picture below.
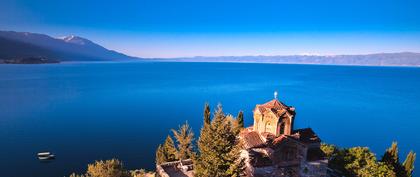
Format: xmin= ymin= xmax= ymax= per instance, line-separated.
xmin=59 ymin=35 xmax=89 ymax=45
xmin=0 ymin=30 xmax=138 ymax=61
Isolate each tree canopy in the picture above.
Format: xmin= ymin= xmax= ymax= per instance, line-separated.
xmin=203 ymin=103 xmax=211 ymax=125
xmin=194 ymin=104 xmax=244 ymax=177
xmin=69 ymin=159 xmax=133 ymax=177
xmin=172 ymin=122 xmax=195 ymax=160
xmin=322 ymin=142 xmax=416 ymax=177
xmin=69 ymin=159 xmax=153 ymax=177
xmin=155 ymin=135 xmax=178 ymax=164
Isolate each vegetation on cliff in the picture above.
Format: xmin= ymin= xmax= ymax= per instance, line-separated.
xmin=157 ymin=103 xmax=245 ymax=176
xmin=155 ymin=121 xmax=195 ymax=164
xmin=70 ymin=103 xmax=416 ymax=177
xmin=321 ymin=142 xmax=416 ymax=177
xmin=69 ymin=159 xmax=154 ymax=177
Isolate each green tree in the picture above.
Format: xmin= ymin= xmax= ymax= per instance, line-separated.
xmin=172 ymin=122 xmax=195 ymax=160
xmin=381 ymin=142 xmax=406 ymax=177
xmin=155 ymin=135 xmax=178 ymax=164
xmin=236 ymin=111 xmax=244 ymax=129
xmin=359 ymin=161 xmax=396 ymax=177
xmin=403 ymin=151 xmax=416 ymax=177
xmin=194 ymin=104 xmax=244 ymax=177
xmin=69 ymin=159 xmax=153 ymax=177
xmin=382 ymin=142 xmax=399 ymax=164
xmin=325 ymin=146 xmax=396 ymax=177
xmin=155 ymin=144 xmax=166 ymax=164
xmin=86 ymin=159 xmax=130 ymax=177
xmin=162 ymin=135 xmax=178 ymax=162
xmin=343 ymin=147 xmax=379 ymax=176
xmin=226 ymin=114 xmax=240 ymax=135
xmin=320 ymin=143 xmax=338 ymax=160
xmin=204 ymin=103 xmax=211 ymax=125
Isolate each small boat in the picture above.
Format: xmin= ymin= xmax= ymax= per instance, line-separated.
xmin=37 ymin=152 xmax=55 ymax=160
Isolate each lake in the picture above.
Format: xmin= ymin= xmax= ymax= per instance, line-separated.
xmin=0 ymin=62 xmax=419 ymax=177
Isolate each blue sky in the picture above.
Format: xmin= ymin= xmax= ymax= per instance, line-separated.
xmin=1 ymin=0 xmax=420 ymax=58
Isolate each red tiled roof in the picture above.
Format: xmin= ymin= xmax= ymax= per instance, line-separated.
xmin=241 ymin=131 xmax=265 ymax=149
xmin=248 ymin=149 xmax=273 ymax=167
xmin=255 ymin=99 xmax=295 ymax=118
xmin=272 ymin=134 xmax=307 ymax=147
xmin=292 ymin=128 xmax=321 ymax=144
xmin=261 ymin=99 xmax=286 ymax=109
xmin=272 ymin=134 xmax=288 ymax=145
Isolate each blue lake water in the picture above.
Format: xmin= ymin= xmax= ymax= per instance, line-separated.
xmin=0 ymin=62 xmax=419 ymax=177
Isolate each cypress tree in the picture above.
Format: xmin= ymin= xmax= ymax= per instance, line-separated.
xmin=382 ymin=142 xmax=399 ymax=164
xmin=403 ymin=151 xmax=416 ymax=177
xmin=204 ymin=103 xmax=211 ymax=125
xmin=172 ymin=122 xmax=195 ymax=160
xmin=163 ymin=135 xmax=178 ymax=162
xmin=382 ymin=142 xmax=406 ymax=177
xmin=237 ymin=111 xmax=244 ymax=129
xmin=194 ymin=104 xmax=244 ymax=177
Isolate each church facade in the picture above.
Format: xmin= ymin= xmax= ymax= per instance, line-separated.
xmin=240 ymin=98 xmax=328 ymax=177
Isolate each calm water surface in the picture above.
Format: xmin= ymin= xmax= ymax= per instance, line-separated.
xmin=0 ymin=62 xmax=419 ymax=177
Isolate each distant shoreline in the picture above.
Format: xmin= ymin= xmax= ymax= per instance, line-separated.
xmin=144 ymin=59 xmax=420 ymax=68
xmin=143 ymin=52 xmax=420 ymax=67
xmin=0 ymin=57 xmax=59 ymax=64
xmin=2 ymin=59 xmax=420 ymax=68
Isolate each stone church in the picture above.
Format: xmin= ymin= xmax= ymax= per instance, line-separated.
xmin=239 ymin=97 xmax=328 ymax=177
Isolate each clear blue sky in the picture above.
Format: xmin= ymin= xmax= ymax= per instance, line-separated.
xmin=1 ymin=0 xmax=420 ymax=58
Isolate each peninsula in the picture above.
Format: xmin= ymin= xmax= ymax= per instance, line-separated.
xmin=68 ymin=97 xmax=416 ymax=177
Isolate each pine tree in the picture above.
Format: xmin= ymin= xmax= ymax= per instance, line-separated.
xmin=227 ymin=114 xmax=240 ymax=135
xmin=163 ymin=135 xmax=178 ymax=162
xmin=403 ymin=151 xmax=416 ymax=177
xmin=381 ymin=142 xmax=406 ymax=177
xmin=204 ymin=103 xmax=211 ymax=125
xmin=382 ymin=142 xmax=399 ymax=164
xmin=155 ymin=144 xmax=166 ymax=164
xmin=172 ymin=122 xmax=195 ymax=160
xmin=194 ymin=104 xmax=244 ymax=177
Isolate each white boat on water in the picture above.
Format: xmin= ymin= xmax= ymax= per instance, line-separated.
xmin=37 ymin=152 xmax=55 ymax=160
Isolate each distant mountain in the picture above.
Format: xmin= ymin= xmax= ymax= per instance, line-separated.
xmin=0 ymin=30 xmax=138 ymax=62
xmin=160 ymin=52 xmax=420 ymax=66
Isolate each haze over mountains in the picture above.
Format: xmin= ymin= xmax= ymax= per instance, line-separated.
xmin=0 ymin=30 xmax=138 ymax=62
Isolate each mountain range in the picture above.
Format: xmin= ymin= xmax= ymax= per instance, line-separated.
xmin=0 ymin=30 xmax=138 ymax=62
xmin=1 ymin=30 xmax=420 ymax=66
xmin=158 ymin=52 xmax=420 ymax=67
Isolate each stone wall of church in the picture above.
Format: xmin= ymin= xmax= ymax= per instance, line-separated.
xmin=300 ymin=160 xmax=328 ymax=177
xmin=253 ymin=112 xmax=280 ymax=136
